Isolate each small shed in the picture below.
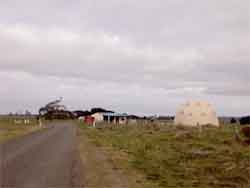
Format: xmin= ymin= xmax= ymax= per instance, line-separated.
xmin=91 ymin=112 xmax=105 ymax=122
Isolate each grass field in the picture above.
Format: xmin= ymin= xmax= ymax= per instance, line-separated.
xmin=0 ymin=117 xmax=41 ymax=143
xmin=78 ymin=122 xmax=250 ymax=188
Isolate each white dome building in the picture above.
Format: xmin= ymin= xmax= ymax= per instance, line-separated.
xmin=174 ymin=101 xmax=219 ymax=127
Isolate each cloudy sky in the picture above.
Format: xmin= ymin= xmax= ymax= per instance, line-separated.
xmin=0 ymin=0 xmax=249 ymax=116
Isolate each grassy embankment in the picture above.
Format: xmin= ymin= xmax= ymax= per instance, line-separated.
xmin=78 ymin=122 xmax=250 ymax=188
xmin=0 ymin=117 xmax=41 ymax=143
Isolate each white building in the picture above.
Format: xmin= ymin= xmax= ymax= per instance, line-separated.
xmin=91 ymin=112 xmax=128 ymax=124
xmin=91 ymin=112 xmax=105 ymax=122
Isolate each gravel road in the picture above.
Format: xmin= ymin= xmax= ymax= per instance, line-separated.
xmin=0 ymin=122 xmax=84 ymax=188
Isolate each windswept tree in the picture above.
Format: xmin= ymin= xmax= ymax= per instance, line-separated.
xmin=39 ymin=97 xmax=75 ymax=120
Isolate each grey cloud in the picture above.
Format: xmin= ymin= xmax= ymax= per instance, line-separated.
xmin=0 ymin=0 xmax=250 ymax=115
xmin=205 ymin=83 xmax=250 ymax=96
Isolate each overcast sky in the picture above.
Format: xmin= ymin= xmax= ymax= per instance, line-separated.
xmin=0 ymin=0 xmax=249 ymax=116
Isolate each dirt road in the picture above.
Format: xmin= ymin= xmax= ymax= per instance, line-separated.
xmin=0 ymin=122 xmax=84 ymax=188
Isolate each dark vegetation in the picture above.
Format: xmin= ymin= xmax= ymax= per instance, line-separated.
xmin=241 ymin=127 xmax=250 ymax=138
xmin=240 ymin=126 xmax=250 ymax=145
xmin=73 ymin=110 xmax=92 ymax=118
xmin=41 ymin=110 xmax=75 ymax=120
xmin=230 ymin=118 xmax=237 ymax=124
xmin=39 ymin=98 xmax=75 ymax=120
xmin=240 ymin=116 xmax=250 ymax=125
xmin=73 ymin=108 xmax=114 ymax=118
xmin=90 ymin=108 xmax=114 ymax=114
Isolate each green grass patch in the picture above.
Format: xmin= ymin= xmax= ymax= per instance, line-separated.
xmin=0 ymin=117 xmax=41 ymax=143
xmin=78 ymin=123 xmax=250 ymax=188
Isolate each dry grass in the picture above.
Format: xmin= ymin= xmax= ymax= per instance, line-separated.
xmin=78 ymin=122 xmax=250 ymax=188
xmin=77 ymin=127 xmax=145 ymax=188
xmin=0 ymin=117 xmax=41 ymax=143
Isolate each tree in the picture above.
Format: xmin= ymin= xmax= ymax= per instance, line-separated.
xmin=39 ymin=98 xmax=75 ymax=120
xmin=73 ymin=110 xmax=91 ymax=118
xmin=90 ymin=108 xmax=114 ymax=114
xmin=230 ymin=118 xmax=237 ymax=124
xmin=240 ymin=116 xmax=250 ymax=125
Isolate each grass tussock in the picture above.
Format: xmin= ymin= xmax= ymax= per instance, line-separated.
xmin=79 ymin=123 xmax=250 ymax=188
